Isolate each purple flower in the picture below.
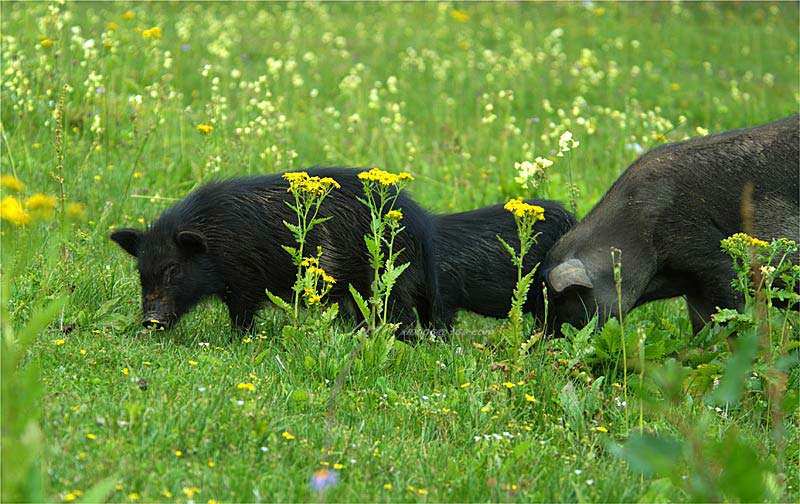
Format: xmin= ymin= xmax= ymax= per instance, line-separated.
xmin=310 ymin=469 xmax=339 ymax=492
xmin=180 ymin=44 xmax=191 ymax=52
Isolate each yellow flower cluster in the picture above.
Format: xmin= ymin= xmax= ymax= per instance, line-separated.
xmin=300 ymin=257 xmax=319 ymax=267
xmin=308 ymin=265 xmax=336 ymax=285
xmin=182 ymin=487 xmax=199 ymax=499
xmin=1 ymin=196 xmax=30 ymax=225
xmin=40 ymin=37 xmax=54 ymax=49
xmin=236 ymin=382 xmax=256 ymax=392
xmin=1 ymin=174 xmax=24 ymax=192
xmin=723 ymin=232 xmax=769 ymax=249
xmin=304 ymin=288 xmax=322 ymax=305
xmin=385 ymin=209 xmax=403 ymax=221
xmin=357 ymin=167 xmax=414 ymax=187
xmin=196 ymin=123 xmax=214 ymax=135
xmin=450 ymin=9 xmax=470 ymax=22
xmin=503 ymin=198 xmax=546 ymax=221
xmin=141 ymin=27 xmax=162 ymax=39
xmin=26 ymin=193 xmax=57 ymax=218
xmin=1 ymin=176 xmax=86 ymax=227
xmin=283 ymin=171 xmax=341 ymax=195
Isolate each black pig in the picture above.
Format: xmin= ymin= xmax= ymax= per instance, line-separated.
xmin=110 ymin=167 xmax=439 ymax=334
xmin=434 ymin=200 xmax=576 ymax=329
xmin=543 ymin=114 xmax=799 ymax=334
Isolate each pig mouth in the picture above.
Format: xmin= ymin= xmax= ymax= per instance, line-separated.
xmin=142 ymin=311 xmax=177 ymax=330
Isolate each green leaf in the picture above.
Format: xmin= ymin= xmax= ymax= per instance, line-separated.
xmin=348 ymin=284 xmax=370 ymax=322
xmin=13 ymin=295 xmax=68 ymax=369
xmin=282 ymin=220 xmax=301 ymax=236
xmin=291 ymin=389 xmax=309 ymax=402
xmin=497 ymin=235 xmax=517 ymax=259
xmin=613 ymin=432 xmax=683 ymax=476
xmin=707 ymin=326 xmax=759 ymax=406
xmin=558 ymin=382 xmax=583 ymax=425
xmin=380 ymin=262 xmax=410 ymax=293
xmin=280 ymin=244 xmax=299 ymax=261
xmin=265 ymin=289 xmax=293 ymax=316
xmin=715 ymin=430 xmax=768 ymax=502
xmin=79 ymin=476 xmax=118 ymax=503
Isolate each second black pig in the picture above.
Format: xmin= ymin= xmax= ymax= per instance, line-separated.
xmin=434 ymin=200 xmax=577 ymax=329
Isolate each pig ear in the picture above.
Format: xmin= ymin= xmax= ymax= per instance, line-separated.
xmin=175 ymin=230 xmax=208 ymax=255
xmin=110 ymin=228 xmax=142 ymax=257
xmin=548 ymin=258 xmax=593 ymax=293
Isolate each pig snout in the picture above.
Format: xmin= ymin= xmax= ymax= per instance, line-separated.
xmin=142 ymin=293 xmax=175 ymax=329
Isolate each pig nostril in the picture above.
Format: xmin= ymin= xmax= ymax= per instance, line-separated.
xmin=143 ymin=318 xmax=165 ymax=330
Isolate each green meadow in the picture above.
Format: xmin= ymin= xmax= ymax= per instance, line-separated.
xmin=2 ymin=2 xmax=798 ymax=502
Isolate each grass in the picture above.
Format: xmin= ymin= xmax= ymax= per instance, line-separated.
xmin=2 ymin=2 xmax=798 ymax=502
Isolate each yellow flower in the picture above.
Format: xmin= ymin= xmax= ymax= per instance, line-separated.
xmin=321 ymin=272 xmax=336 ymax=285
xmin=160 ymin=489 xmax=173 ymax=498
xmin=40 ymin=37 xmax=54 ymax=48
xmin=593 ymin=425 xmax=608 ymax=433
xmin=696 ymin=126 xmax=710 ymax=136
xmin=85 ymin=433 xmax=97 ymax=440
xmin=300 ymin=256 xmax=319 ymax=267
xmin=722 ymin=233 xmax=769 ymax=250
xmin=460 ymin=382 xmax=471 ymax=389
xmin=319 ymin=177 xmax=341 ymax=189
xmin=357 ymin=167 xmax=414 ymax=187
xmin=305 ymin=291 xmax=322 ymax=305
xmin=107 ymin=21 xmax=119 ymax=31
xmin=450 ymin=9 xmax=470 ymax=22
xmin=333 ymin=463 xmax=344 ymax=470
xmin=196 ymin=123 xmax=214 ymax=135
xmin=127 ymin=492 xmax=140 ymax=501
xmin=282 ymin=430 xmax=296 ymax=441
xmin=141 ymin=27 xmax=162 ymax=39
xmin=385 ymin=209 xmax=403 ymax=221
xmin=174 ymin=449 xmax=183 ymax=457
xmin=237 ymin=382 xmax=256 ymax=392
xmin=283 ymin=172 xmax=340 ymax=195
xmin=66 ymin=202 xmax=86 ymax=220
xmin=122 ymin=10 xmax=135 ymax=20
xmin=122 ymin=367 xmax=129 ymax=376
xmin=524 ymin=394 xmax=536 ymax=403
xmin=503 ymin=381 xmax=515 ymax=389
xmin=188 ymin=359 xmax=198 ymax=367
xmin=25 ymin=193 xmax=57 ymax=219
xmin=207 ymin=459 xmax=216 ymax=468
xmin=53 ymin=338 xmax=66 ymax=346
xmin=182 ymin=487 xmax=200 ymax=499
xmin=1 ymin=196 xmax=31 ymax=226
xmin=383 ymin=483 xmax=393 ymax=490
xmin=63 ymin=492 xmax=78 ymax=502
xmin=1 ymin=174 xmax=24 ymax=192
xmin=503 ymin=198 xmax=546 ymax=221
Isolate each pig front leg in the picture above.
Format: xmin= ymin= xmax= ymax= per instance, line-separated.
xmin=224 ymin=295 xmax=259 ymax=333
xmin=685 ymin=262 xmax=740 ymax=334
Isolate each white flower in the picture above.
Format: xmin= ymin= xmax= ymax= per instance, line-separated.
xmin=557 ymin=130 xmax=580 ymax=156
xmin=625 ymin=143 xmax=644 ymax=155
